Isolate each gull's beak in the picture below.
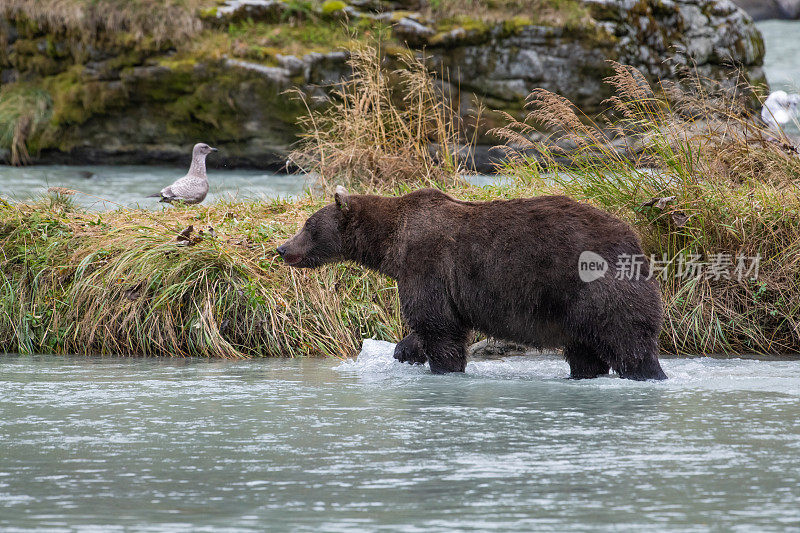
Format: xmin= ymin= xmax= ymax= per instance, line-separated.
xmin=210 ymin=147 xmax=218 ymax=152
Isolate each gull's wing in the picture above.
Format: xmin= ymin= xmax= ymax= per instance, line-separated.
xmin=163 ymin=175 xmax=208 ymax=204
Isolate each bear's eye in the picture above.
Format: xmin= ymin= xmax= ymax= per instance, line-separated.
xmin=305 ymin=220 xmax=318 ymax=237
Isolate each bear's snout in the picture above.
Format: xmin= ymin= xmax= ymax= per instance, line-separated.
xmin=277 ymin=239 xmax=304 ymax=266
xmin=276 ymin=243 xmax=299 ymax=265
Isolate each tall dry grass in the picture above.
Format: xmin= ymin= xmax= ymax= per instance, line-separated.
xmin=494 ymin=62 xmax=800 ymax=354
xmin=289 ymin=46 xmax=472 ymax=192
xmin=2 ymin=0 xmax=204 ymax=44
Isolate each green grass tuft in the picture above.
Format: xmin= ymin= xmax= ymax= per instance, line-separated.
xmin=0 ymin=85 xmax=52 ymax=165
xmin=0 ymin=194 xmax=405 ymax=357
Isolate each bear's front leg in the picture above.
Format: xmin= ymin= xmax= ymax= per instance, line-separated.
xmin=398 ymin=277 xmax=468 ymax=373
xmin=422 ymin=335 xmax=468 ymax=374
xmin=394 ymin=332 xmax=427 ymax=365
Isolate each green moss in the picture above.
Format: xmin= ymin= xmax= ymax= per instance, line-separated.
xmin=42 ymin=67 xmax=127 ymax=127
xmin=8 ymin=38 xmax=63 ymax=76
xmin=386 ymin=10 xmax=421 ymax=22
xmin=122 ymin=65 xmax=196 ymax=102
xmin=162 ymin=71 xmax=246 ymax=140
xmin=430 ymin=16 xmax=492 ymax=46
xmin=116 ymin=60 xmax=306 ymax=142
xmin=157 ymin=55 xmax=201 ymax=70
xmin=208 ymin=18 xmax=378 ymax=58
xmin=321 ymin=0 xmax=347 ymax=15
xmin=501 ymin=16 xmax=533 ymax=35
xmin=9 ymin=14 xmax=41 ymax=40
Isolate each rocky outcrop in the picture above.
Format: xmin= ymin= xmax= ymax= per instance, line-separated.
xmin=0 ymin=0 xmax=767 ymax=169
xmin=732 ymin=0 xmax=800 ymax=20
xmin=423 ymin=0 xmax=765 ymax=134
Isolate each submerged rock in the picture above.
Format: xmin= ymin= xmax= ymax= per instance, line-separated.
xmin=732 ymin=0 xmax=800 ymax=19
xmin=467 ymin=339 xmax=542 ymax=358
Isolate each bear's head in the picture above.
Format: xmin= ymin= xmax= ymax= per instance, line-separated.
xmin=276 ymin=186 xmax=351 ymax=268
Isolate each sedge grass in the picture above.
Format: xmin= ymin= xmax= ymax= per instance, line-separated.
xmin=0 ymin=193 xmax=405 ymax=357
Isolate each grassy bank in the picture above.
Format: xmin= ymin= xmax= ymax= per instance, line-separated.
xmin=2 ymin=167 xmax=799 ymax=357
xmin=0 ymin=194 xmax=405 ymax=357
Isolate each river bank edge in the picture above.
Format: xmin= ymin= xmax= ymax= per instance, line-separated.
xmin=2 ymin=174 xmax=799 ymax=359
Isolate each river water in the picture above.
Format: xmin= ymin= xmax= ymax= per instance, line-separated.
xmin=2 ymin=342 xmax=800 ymax=531
xmin=0 ymin=165 xmax=503 ymax=210
xmin=759 ymin=20 xmax=800 ymax=136
xmin=0 ymin=164 xmax=311 ymax=210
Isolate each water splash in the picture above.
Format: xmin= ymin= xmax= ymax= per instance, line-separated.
xmin=338 ymin=339 xmax=800 ymax=395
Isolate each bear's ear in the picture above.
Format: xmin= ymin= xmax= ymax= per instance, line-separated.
xmin=334 ymin=185 xmax=350 ymax=213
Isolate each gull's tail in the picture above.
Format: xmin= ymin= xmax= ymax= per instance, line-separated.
xmin=146 ymin=193 xmax=162 ymax=198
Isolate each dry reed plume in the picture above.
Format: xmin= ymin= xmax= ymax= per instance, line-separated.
xmin=289 ymin=46 xmax=471 ymax=192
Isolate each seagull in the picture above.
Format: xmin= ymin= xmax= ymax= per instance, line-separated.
xmin=761 ymin=90 xmax=800 ymax=133
xmin=147 ymin=143 xmax=218 ymax=204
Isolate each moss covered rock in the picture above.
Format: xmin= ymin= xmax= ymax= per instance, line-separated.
xmin=0 ymin=0 xmax=767 ymax=168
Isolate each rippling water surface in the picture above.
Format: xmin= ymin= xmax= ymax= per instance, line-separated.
xmin=0 ymin=165 xmax=509 ymax=210
xmin=0 ymin=165 xmax=310 ymax=210
xmin=2 ymin=342 xmax=799 ymax=532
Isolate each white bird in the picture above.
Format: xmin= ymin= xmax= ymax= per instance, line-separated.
xmin=761 ymin=90 xmax=800 ymax=132
xmin=147 ymin=143 xmax=218 ymax=204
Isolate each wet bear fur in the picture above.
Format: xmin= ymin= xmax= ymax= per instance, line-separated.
xmin=277 ymin=187 xmax=667 ymax=380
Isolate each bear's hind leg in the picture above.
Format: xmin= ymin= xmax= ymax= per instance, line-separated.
xmin=616 ymin=352 xmax=667 ymax=381
xmin=394 ymin=332 xmax=427 ymax=365
xmin=564 ymin=342 xmax=611 ymax=379
xmin=604 ymin=335 xmax=667 ymax=381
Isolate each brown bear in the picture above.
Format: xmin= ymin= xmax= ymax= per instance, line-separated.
xmin=277 ymin=187 xmax=667 ymax=380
